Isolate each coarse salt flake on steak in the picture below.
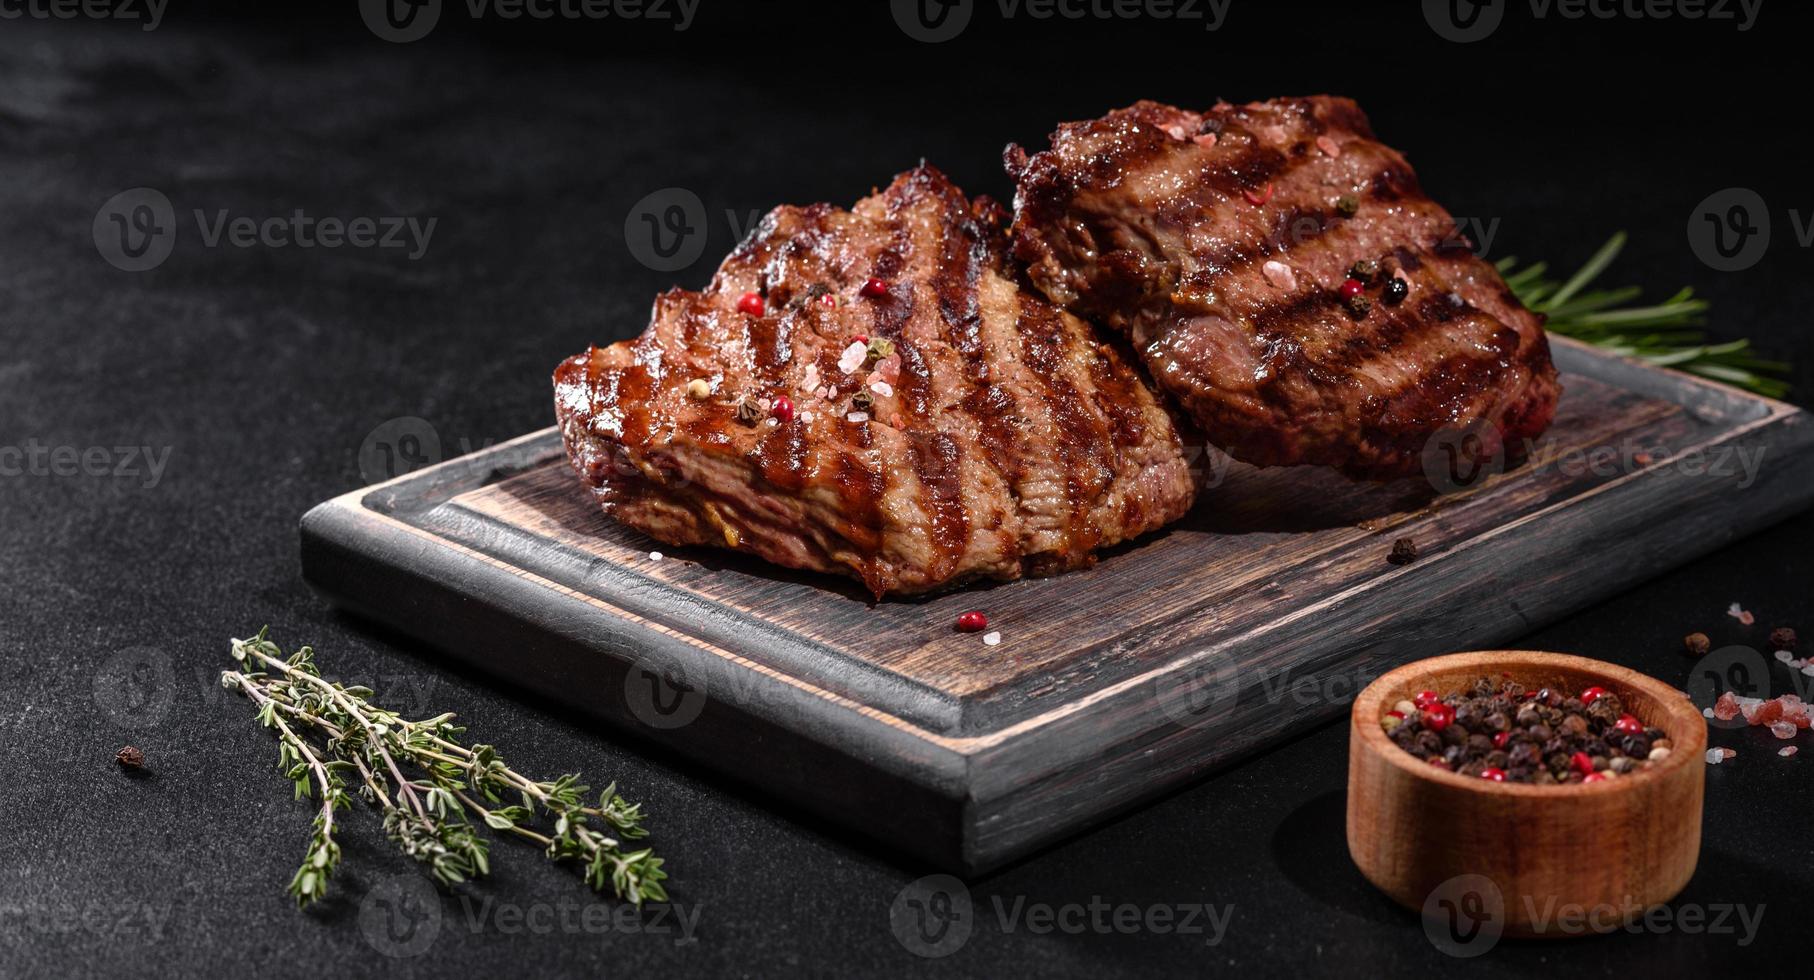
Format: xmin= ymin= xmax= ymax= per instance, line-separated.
xmin=554 ymin=165 xmax=1199 ymax=598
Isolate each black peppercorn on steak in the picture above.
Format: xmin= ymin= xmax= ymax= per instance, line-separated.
xmin=554 ymin=165 xmax=1199 ymax=598
xmin=1005 ymin=97 xmax=1560 ymax=480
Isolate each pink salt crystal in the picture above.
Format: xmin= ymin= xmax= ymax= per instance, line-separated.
xmin=837 ymin=342 xmax=868 ymax=375
xmin=1262 ymin=260 xmax=1296 ymax=291
xmin=1743 ymin=698 xmax=1782 ymax=727
xmin=1713 ymin=691 xmax=1741 ymax=721
xmin=1191 ymin=133 xmax=1218 ymax=147
xmin=1161 ymin=121 xmax=1191 ymax=141
xmin=1780 ymin=746 xmax=1798 ymax=758
xmin=1769 ymin=720 xmax=1797 ymax=740
xmin=1259 ymin=124 xmax=1287 ymax=144
xmin=1315 ymin=135 xmax=1341 ymax=157
xmin=1727 ymin=602 xmax=1755 ymax=625
xmin=1720 ymin=747 xmax=1737 ymax=759
xmin=874 ymin=354 xmax=902 ymax=384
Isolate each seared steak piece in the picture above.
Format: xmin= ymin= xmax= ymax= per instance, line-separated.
xmin=1006 ymin=97 xmax=1560 ymax=480
xmin=555 ymin=165 xmax=1197 ymax=598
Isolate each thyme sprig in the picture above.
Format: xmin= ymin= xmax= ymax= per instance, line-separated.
xmin=1497 ymin=232 xmax=1791 ymax=398
xmin=221 ymin=628 xmax=667 ymax=909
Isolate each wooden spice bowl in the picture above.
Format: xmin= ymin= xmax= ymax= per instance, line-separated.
xmin=1347 ymin=651 xmax=1706 ymax=938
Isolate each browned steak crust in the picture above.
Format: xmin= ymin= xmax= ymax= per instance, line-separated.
xmin=555 ymin=165 xmax=1198 ymax=597
xmin=1007 ymin=97 xmax=1560 ymax=479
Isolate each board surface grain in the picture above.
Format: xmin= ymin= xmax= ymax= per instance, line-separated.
xmin=301 ymin=338 xmax=1814 ymax=872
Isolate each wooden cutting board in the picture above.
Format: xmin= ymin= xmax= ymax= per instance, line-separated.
xmin=301 ymin=338 xmax=1814 ymax=873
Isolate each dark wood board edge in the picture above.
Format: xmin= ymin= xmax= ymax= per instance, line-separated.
xmin=299 ymin=497 xmax=980 ymax=870
xmin=1549 ymin=335 xmax=1781 ymax=426
xmin=410 ymin=500 xmax=969 ymax=735
xmin=962 ymin=403 xmax=1814 ymax=867
xmin=358 ymin=427 xmax=564 ymax=518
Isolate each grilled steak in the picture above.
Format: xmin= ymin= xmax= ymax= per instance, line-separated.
xmin=1006 ymin=97 xmax=1560 ymax=479
xmin=555 ymin=165 xmax=1198 ymax=598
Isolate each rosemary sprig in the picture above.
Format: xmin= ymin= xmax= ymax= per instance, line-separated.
xmin=1496 ymin=232 xmax=1791 ymax=398
xmin=221 ymin=628 xmax=667 ymax=909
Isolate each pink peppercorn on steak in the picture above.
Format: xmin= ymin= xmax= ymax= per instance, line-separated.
xmin=1005 ymin=97 xmax=1561 ymax=480
xmin=554 ymin=165 xmax=1199 ymax=598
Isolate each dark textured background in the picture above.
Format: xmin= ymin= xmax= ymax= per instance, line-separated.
xmin=2 ymin=1 xmax=1810 ymax=976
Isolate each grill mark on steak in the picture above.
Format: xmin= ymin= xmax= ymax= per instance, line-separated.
xmin=617 ymin=331 xmax=661 ymax=448
xmin=1008 ymin=97 xmax=1560 ymax=479
xmin=1015 ymin=295 xmax=1107 ymax=557
xmin=936 ymin=200 xmax=990 ymax=381
xmin=1083 ymin=340 xmax=1151 ymax=450
xmin=1174 ymin=143 xmax=1428 ymax=283
xmin=910 ymin=431 xmax=970 ymax=582
xmin=750 ymin=296 xmax=792 ymax=378
xmin=830 ymin=428 xmax=886 ymax=567
xmin=753 ymin=417 xmax=811 ymax=492
xmin=555 ymin=164 xmax=1197 ymax=596
xmin=931 ymin=183 xmax=1011 ymax=567
xmin=871 ymin=233 xmax=928 ymax=420
xmin=869 ymin=199 xmax=958 ymax=577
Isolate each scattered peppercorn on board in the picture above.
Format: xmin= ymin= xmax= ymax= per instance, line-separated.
xmin=301 ymin=338 xmax=1814 ymax=873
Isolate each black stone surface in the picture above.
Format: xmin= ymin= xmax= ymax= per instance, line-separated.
xmin=2 ymin=3 xmax=1809 ymax=976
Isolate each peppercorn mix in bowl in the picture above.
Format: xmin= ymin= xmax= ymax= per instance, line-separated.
xmin=1380 ymin=676 xmax=1675 ymax=784
xmin=1347 ymin=651 xmax=1706 ymax=937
